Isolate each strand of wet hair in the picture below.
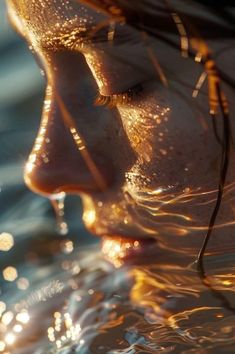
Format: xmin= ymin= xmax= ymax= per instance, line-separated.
xmin=79 ymin=0 xmax=235 ymax=312
xmin=172 ymin=7 xmax=235 ymax=312
xmin=137 ymin=9 xmax=235 ymax=312
xmin=211 ymin=115 xmax=223 ymax=146
xmin=164 ymin=1 xmax=232 ymax=288
xmin=196 ymin=81 xmax=235 ymax=313
xmin=165 ymin=2 xmax=223 ymax=147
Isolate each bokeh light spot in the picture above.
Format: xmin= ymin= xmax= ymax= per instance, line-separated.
xmin=3 ymin=267 xmax=18 ymax=282
xmin=0 ymin=233 xmax=14 ymax=252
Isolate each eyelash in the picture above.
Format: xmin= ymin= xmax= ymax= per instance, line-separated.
xmin=94 ymin=83 xmax=143 ymax=107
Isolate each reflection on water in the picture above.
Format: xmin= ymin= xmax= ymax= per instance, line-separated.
xmin=1 ymin=239 xmax=235 ymax=354
xmin=0 ymin=233 xmax=14 ymax=252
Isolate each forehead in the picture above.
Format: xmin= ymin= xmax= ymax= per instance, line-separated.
xmin=7 ymin=0 xmax=106 ymax=48
xmin=8 ymin=0 xmax=97 ymax=23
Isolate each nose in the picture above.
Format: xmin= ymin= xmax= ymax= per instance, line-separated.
xmin=24 ymin=85 xmax=114 ymax=196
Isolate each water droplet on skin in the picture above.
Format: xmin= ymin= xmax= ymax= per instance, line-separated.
xmin=50 ymin=193 xmax=68 ymax=235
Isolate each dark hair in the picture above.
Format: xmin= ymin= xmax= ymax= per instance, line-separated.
xmin=78 ymin=0 xmax=235 ymax=312
xmin=78 ymin=0 xmax=235 ymax=37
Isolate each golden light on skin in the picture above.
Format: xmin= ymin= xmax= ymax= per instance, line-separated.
xmin=101 ymin=237 xmax=140 ymax=268
xmin=212 ymin=275 xmax=235 ymax=287
xmin=168 ymin=307 xmax=221 ymax=331
xmin=3 ymin=267 xmax=18 ymax=282
xmin=118 ymin=105 xmax=154 ymax=163
xmin=0 ymin=233 xmax=14 ymax=252
xmin=56 ymin=93 xmax=108 ymax=191
xmin=83 ymin=209 xmax=96 ymax=227
xmin=130 ymin=269 xmax=166 ymax=318
xmin=7 ymin=3 xmax=26 ymax=36
xmin=25 ymin=154 xmax=36 ymax=175
xmin=223 ymin=280 xmax=232 ymax=286
xmin=118 ymin=102 xmax=171 ymax=165
xmin=221 ymin=326 xmax=233 ymax=334
xmin=24 ymin=86 xmax=52 ymax=179
xmin=148 ymin=188 xmax=164 ymax=196
xmin=216 ymin=313 xmax=224 ymax=319
xmin=82 ymin=195 xmax=96 ymax=228
xmin=123 ymin=179 xmax=235 ymax=239
xmin=85 ymin=52 xmax=107 ymax=92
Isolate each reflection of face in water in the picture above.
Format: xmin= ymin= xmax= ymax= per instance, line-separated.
xmin=6 ymin=0 xmax=235 ymax=254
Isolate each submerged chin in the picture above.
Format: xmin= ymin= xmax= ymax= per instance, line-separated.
xmin=82 ymin=207 xmax=159 ymax=241
xmin=81 ymin=191 xmax=235 ymax=260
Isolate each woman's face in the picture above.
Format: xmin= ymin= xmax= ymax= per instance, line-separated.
xmin=7 ymin=0 xmax=235 ymax=252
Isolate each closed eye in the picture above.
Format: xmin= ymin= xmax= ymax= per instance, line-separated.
xmin=94 ymin=83 xmax=144 ymax=107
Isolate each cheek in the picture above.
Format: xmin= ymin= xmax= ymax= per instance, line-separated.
xmin=118 ymin=89 xmax=221 ymax=191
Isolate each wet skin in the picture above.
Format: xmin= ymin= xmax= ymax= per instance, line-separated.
xmin=7 ymin=0 xmax=235 ymax=254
